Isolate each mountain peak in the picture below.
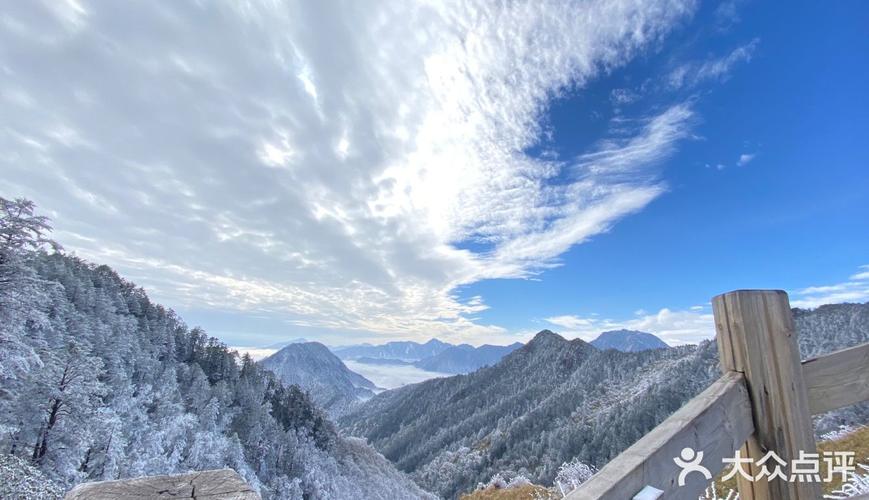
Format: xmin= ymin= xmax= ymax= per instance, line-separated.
xmin=591 ymin=329 xmax=668 ymax=352
xmin=261 ymin=342 xmax=378 ymax=417
xmin=278 ymin=340 xmax=330 ymax=354
xmin=528 ymin=329 xmax=564 ymax=345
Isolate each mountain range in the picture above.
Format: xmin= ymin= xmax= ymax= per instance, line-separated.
xmin=413 ymin=343 xmax=524 ymax=373
xmin=329 ymin=331 xmax=664 ymax=375
xmin=340 ymin=304 xmax=869 ymax=498
xmin=331 ymin=339 xmax=525 ymax=375
xmin=332 ymin=339 xmax=452 ymax=362
xmin=260 ymin=342 xmax=379 ymax=417
xmin=340 ymin=330 xmax=716 ymax=498
xmin=257 ymin=332 xmax=667 ymax=410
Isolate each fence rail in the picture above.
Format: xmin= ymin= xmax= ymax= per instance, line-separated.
xmin=803 ymin=342 xmax=869 ymax=415
xmin=569 ymin=290 xmax=869 ymax=500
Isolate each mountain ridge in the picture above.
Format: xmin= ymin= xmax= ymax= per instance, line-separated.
xmin=413 ymin=342 xmax=524 ymax=374
xmin=341 ymin=308 xmax=869 ymax=498
xmin=332 ymin=338 xmax=451 ymax=362
xmin=340 ymin=329 xmax=711 ymax=497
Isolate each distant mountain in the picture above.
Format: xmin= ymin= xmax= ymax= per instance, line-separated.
xmin=341 ymin=330 xmax=717 ymax=498
xmin=261 ymin=342 xmax=379 ymax=417
xmin=413 ymin=342 xmax=524 ymax=374
xmin=590 ymin=329 xmax=668 ymax=352
xmin=332 ymin=338 xmax=452 ymax=362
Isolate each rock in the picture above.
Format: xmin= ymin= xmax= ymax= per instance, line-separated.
xmin=64 ymin=469 xmax=259 ymax=500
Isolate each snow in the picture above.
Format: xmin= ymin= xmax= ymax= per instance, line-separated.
xmin=0 ymin=453 xmax=64 ymax=499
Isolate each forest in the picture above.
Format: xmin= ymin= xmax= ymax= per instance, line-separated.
xmin=0 ymin=197 xmax=430 ymax=499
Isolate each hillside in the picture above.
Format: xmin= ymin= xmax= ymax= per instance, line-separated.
xmin=341 ymin=330 xmax=719 ymax=498
xmin=0 ymin=200 xmax=432 ymax=500
xmin=0 ymin=453 xmax=64 ymax=499
xmin=795 ymin=303 xmax=869 ymax=358
xmin=261 ymin=342 xmax=378 ymax=417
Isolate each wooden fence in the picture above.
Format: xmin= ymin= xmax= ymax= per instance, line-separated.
xmin=568 ymin=290 xmax=869 ymax=500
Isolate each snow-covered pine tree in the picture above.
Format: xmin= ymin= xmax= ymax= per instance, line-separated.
xmin=0 ymin=197 xmax=433 ymax=499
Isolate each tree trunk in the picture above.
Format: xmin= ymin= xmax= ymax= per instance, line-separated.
xmin=33 ymin=397 xmax=63 ymax=463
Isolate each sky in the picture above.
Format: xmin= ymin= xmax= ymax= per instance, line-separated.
xmin=1 ymin=0 xmax=867 ymax=348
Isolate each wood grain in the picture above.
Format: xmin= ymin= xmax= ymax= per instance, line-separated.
xmin=64 ymin=468 xmax=260 ymax=499
xmin=802 ymin=341 xmax=869 ymax=415
xmin=713 ymin=290 xmax=822 ymax=500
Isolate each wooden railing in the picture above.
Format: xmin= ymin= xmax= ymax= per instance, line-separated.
xmin=569 ymin=290 xmax=869 ymax=500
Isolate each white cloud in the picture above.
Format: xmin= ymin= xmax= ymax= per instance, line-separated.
xmin=850 ymin=265 xmax=869 ymax=281
xmin=669 ymin=39 xmax=759 ymax=89
xmin=0 ymin=0 xmax=698 ymax=345
xmin=791 ymin=265 xmax=869 ymax=308
xmin=610 ymin=88 xmax=639 ymax=106
xmin=544 ymin=306 xmax=715 ymax=346
xmin=343 ymin=360 xmax=450 ymax=390
xmin=544 ymin=264 xmax=869 ymax=346
xmin=545 ymin=315 xmax=596 ymax=330
xmin=575 ymin=104 xmax=694 ymax=178
xmin=737 ymin=153 xmax=755 ymax=166
xmin=229 ymin=347 xmax=277 ymax=361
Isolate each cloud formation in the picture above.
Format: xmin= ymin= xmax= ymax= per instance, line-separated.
xmin=545 ymin=306 xmax=715 ymax=346
xmin=791 ymin=265 xmax=869 ymax=308
xmin=546 ymin=263 xmax=869 ymax=346
xmin=737 ymin=153 xmax=756 ymax=166
xmin=0 ymin=0 xmax=698 ymax=344
xmin=669 ymin=39 xmax=759 ymax=89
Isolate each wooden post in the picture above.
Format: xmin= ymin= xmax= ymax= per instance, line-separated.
xmin=712 ymin=290 xmax=821 ymax=500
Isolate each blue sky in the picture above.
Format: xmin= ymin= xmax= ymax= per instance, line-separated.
xmin=460 ymin=0 xmax=869 ymax=341
xmin=1 ymin=0 xmax=866 ymax=347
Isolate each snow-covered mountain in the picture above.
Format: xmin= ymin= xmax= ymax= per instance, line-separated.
xmin=261 ymin=342 xmax=379 ymax=417
xmin=590 ymin=329 xmax=668 ymax=352
xmin=332 ymin=338 xmax=451 ymax=362
xmin=794 ymin=302 xmax=869 ymax=358
xmin=341 ymin=310 xmax=869 ymax=499
xmin=0 ymin=220 xmax=432 ymax=499
xmin=341 ymin=330 xmax=717 ymax=498
xmin=334 ymin=338 xmax=525 ymax=375
xmin=413 ymin=342 xmax=524 ymax=374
